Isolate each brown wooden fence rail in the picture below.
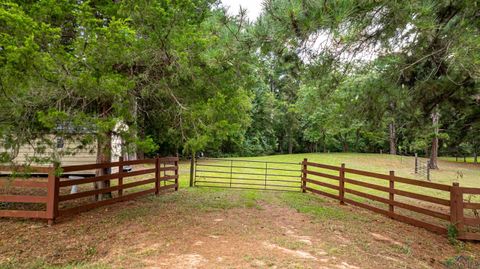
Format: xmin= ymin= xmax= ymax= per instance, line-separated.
xmin=301 ymin=158 xmax=480 ymax=241
xmin=0 ymin=166 xmax=51 ymax=219
xmin=0 ymin=157 xmax=179 ymax=224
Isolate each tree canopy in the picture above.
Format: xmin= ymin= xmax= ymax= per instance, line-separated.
xmin=1 ymin=0 xmax=479 ymax=167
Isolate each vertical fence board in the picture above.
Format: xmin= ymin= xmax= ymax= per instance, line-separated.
xmin=302 ymin=158 xmax=307 ymax=193
xmin=174 ymin=157 xmax=179 ymax=191
xmin=190 ymin=155 xmax=195 ymax=187
xmin=414 ymin=153 xmax=418 ymax=174
xmin=456 ymin=187 xmax=465 ymax=234
xmin=46 ymin=167 xmax=58 ymax=225
xmin=339 ymin=163 xmax=345 ymax=205
xmin=450 ymin=183 xmax=463 ymax=235
xmin=389 ymin=171 xmax=395 ymax=216
xmin=155 ymin=157 xmax=160 ymax=195
xmin=118 ymin=156 xmax=124 ymax=197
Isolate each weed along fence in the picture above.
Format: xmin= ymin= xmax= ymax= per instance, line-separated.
xmin=0 ymin=157 xmax=179 ymax=224
xmin=301 ymin=159 xmax=480 ymax=241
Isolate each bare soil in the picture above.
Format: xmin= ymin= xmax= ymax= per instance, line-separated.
xmin=0 ymin=189 xmax=479 ymax=269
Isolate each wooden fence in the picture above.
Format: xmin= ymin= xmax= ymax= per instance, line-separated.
xmin=0 ymin=157 xmax=179 ymax=224
xmin=0 ymin=166 xmax=52 ymax=220
xmin=301 ymin=158 xmax=480 ymax=241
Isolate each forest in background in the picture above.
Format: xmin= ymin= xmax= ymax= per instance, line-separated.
xmin=0 ymin=0 xmax=479 ymax=168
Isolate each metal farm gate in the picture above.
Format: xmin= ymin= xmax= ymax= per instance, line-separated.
xmin=194 ymin=158 xmax=302 ymax=192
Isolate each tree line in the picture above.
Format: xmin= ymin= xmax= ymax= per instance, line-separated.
xmin=1 ymin=0 xmax=479 ymax=169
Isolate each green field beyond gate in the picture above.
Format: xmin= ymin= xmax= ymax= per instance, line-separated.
xmin=194 ymin=158 xmax=302 ymax=192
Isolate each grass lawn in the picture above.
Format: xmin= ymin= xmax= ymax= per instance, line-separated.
xmin=180 ymin=152 xmax=480 ymax=200
xmin=440 ymin=156 xmax=478 ymax=164
xmin=182 ymin=153 xmax=480 ymax=233
xmin=1 ymin=153 xmax=479 ymax=268
xmin=184 ymin=152 xmax=479 ymax=187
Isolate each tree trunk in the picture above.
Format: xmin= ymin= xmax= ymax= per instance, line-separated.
xmin=136 ymin=138 xmax=145 ymax=159
xmin=286 ymin=127 xmax=293 ymax=154
xmin=95 ymin=133 xmax=112 ymax=201
xmin=322 ymin=132 xmax=327 ymax=153
xmin=130 ymin=96 xmax=138 ymax=160
xmin=278 ymin=136 xmax=283 ymax=153
xmin=288 ymin=135 xmax=293 ymax=154
xmin=389 ymin=121 xmax=397 ymax=155
xmin=341 ymin=134 xmax=348 ymax=152
xmin=355 ymin=129 xmax=360 ymax=151
xmin=429 ymin=107 xmax=439 ymax=169
xmin=136 ymin=109 xmax=145 ymax=160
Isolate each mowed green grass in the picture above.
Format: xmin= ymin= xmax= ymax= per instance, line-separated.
xmin=440 ymin=156 xmax=478 ymax=164
xmin=176 ymin=153 xmax=480 ymax=213
xmin=178 ymin=152 xmax=480 ymax=188
xmin=55 ymin=153 xmax=479 ymax=213
xmin=56 ymin=152 xmax=478 ymax=228
xmin=193 ymin=157 xmax=302 ymax=191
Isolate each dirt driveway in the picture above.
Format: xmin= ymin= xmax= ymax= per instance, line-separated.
xmin=0 ymin=188 xmax=479 ymax=268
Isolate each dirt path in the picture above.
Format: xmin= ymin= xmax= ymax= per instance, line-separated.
xmin=0 ymin=189 xmax=479 ymax=268
xmin=120 ymin=203 xmax=476 ymax=269
xmin=122 ymin=202 xmax=362 ymax=269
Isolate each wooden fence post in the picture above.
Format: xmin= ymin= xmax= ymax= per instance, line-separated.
xmin=155 ymin=156 xmax=160 ymax=195
xmin=264 ymin=162 xmax=267 ymax=190
xmin=427 ymin=161 xmax=431 ymax=181
xmin=302 ymin=158 xmax=307 ymax=193
xmin=189 ymin=154 xmax=195 ymax=187
xmin=174 ymin=155 xmax=179 ymax=191
xmin=389 ymin=171 xmax=395 ymax=217
xmin=46 ymin=166 xmax=59 ymax=226
xmin=414 ymin=153 xmax=418 ymax=174
xmin=163 ymin=162 xmax=166 ymax=186
xmin=118 ymin=156 xmax=123 ymax=197
xmin=450 ymin=182 xmax=464 ymax=236
xmin=339 ymin=163 xmax=345 ymax=205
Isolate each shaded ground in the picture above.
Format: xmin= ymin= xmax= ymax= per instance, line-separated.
xmin=1 ymin=188 xmax=479 ymax=269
